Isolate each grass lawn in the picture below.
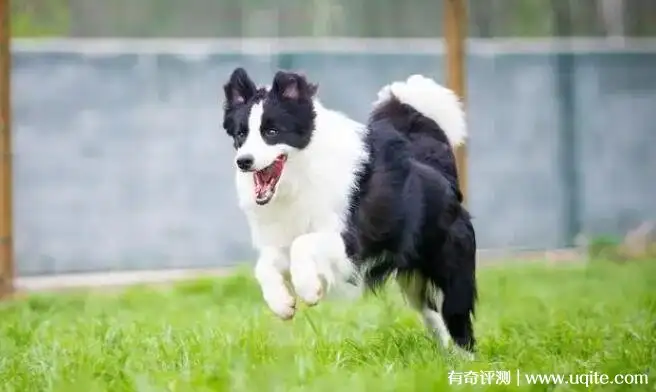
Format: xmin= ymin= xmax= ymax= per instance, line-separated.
xmin=1 ymin=260 xmax=654 ymax=391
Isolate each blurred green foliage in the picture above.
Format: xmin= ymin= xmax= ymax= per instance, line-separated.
xmin=10 ymin=0 xmax=656 ymax=38
xmin=11 ymin=0 xmax=70 ymax=37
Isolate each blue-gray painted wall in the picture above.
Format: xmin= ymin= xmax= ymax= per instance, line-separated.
xmin=11 ymin=41 xmax=656 ymax=275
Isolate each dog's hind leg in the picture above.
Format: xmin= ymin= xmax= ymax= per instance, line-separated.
xmin=440 ymin=274 xmax=476 ymax=354
xmin=439 ymin=223 xmax=477 ymax=355
xmin=396 ymin=272 xmax=451 ymax=350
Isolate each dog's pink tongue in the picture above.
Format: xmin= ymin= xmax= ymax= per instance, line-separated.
xmin=254 ymin=172 xmax=269 ymax=198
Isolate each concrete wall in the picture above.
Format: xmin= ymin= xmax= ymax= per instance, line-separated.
xmin=11 ymin=39 xmax=656 ymax=275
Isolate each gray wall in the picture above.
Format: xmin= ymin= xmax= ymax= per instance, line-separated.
xmin=11 ymin=39 xmax=656 ymax=275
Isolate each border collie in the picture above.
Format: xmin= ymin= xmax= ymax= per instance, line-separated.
xmin=221 ymin=68 xmax=477 ymax=353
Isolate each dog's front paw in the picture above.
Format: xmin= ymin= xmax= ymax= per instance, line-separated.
xmin=262 ymin=284 xmax=296 ymax=320
xmin=292 ymin=271 xmax=324 ymax=306
xmin=290 ymin=234 xmax=326 ymax=306
xmin=254 ymin=253 xmax=296 ymax=320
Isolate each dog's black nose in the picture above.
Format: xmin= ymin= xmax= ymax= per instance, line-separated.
xmin=236 ymin=154 xmax=254 ymax=171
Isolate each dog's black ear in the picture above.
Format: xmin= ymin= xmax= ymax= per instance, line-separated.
xmin=223 ymin=68 xmax=257 ymax=107
xmin=271 ymin=71 xmax=318 ymax=101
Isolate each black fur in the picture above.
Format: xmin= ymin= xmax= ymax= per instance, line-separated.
xmin=222 ymin=68 xmax=316 ymax=151
xmin=344 ymin=96 xmax=477 ymax=352
xmin=222 ymin=68 xmax=477 ymax=352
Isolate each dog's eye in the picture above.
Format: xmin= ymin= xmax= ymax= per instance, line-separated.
xmin=264 ymin=129 xmax=278 ymax=137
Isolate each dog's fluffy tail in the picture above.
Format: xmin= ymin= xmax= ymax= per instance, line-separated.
xmin=373 ymin=74 xmax=467 ymax=148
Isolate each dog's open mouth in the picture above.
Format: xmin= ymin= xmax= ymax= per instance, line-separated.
xmin=253 ymin=155 xmax=287 ymax=205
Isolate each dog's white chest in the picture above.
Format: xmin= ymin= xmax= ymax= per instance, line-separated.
xmin=236 ymin=170 xmax=345 ymax=248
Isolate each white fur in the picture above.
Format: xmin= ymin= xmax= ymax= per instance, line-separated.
xmin=396 ymin=273 xmax=474 ymax=360
xmin=238 ymin=74 xmax=466 ymax=320
xmin=231 ymin=75 xmax=474 ymax=356
xmin=254 ymin=247 xmax=295 ymax=319
xmin=235 ymin=99 xmax=368 ymax=318
xmin=373 ymin=74 xmax=467 ymax=147
xmin=396 ymin=274 xmax=451 ymax=349
xmin=290 ymin=232 xmax=356 ymax=305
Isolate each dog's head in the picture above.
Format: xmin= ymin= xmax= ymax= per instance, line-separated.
xmin=222 ymin=68 xmax=318 ymax=206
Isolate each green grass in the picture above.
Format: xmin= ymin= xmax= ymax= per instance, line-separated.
xmin=1 ymin=260 xmax=655 ymax=391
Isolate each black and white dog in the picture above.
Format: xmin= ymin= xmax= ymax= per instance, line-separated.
xmin=221 ymin=68 xmax=477 ymax=353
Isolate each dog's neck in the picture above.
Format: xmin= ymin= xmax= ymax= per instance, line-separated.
xmin=275 ymin=98 xmax=369 ymax=203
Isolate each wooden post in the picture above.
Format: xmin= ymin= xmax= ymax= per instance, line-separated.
xmin=444 ymin=0 xmax=468 ymax=204
xmin=0 ymin=0 xmax=14 ymax=299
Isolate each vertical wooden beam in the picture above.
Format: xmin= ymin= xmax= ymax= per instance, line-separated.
xmin=0 ymin=0 xmax=14 ymax=299
xmin=444 ymin=0 xmax=468 ymax=204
